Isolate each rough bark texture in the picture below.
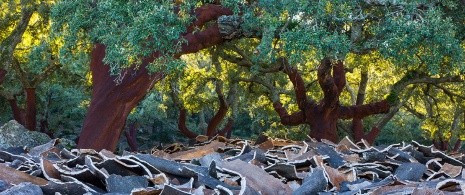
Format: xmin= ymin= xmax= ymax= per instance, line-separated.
xmin=78 ymin=5 xmax=233 ymax=151
xmin=8 ymin=99 xmax=25 ymax=125
xmin=273 ymin=58 xmax=390 ymax=143
xmin=124 ymin=121 xmax=139 ymax=152
xmin=25 ymin=88 xmax=36 ymax=131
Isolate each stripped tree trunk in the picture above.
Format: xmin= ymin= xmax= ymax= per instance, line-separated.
xmin=78 ymin=5 xmax=233 ymax=151
xmin=273 ymin=58 xmax=390 ymax=143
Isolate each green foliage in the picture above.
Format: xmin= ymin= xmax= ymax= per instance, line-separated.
xmin=375 ymin=112 xmax=430 ymax=145
xmin=51 ymin=0 xmax=199 ymax=75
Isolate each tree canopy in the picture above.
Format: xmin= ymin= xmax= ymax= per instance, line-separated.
xmin=1 ymin=0 xmax=464 ymax=152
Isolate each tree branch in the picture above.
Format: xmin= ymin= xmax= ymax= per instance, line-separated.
xmin=337 ymin=100 xmax=390 ymax=119
xmin=283 ymin=59 xmax=311 ymax=110
xmin=272 ymin=102 xmax=305 ymax=126
xmin=318 ymin=57 xmax=340 ymax=109
xmin=0 ymin=3 xmax=35 ymax=70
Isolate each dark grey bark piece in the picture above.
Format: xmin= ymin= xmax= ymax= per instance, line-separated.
xmin=198 ymin=152 xmax=223 ymax=167
xmin=362 ymin=152 xmax=386 ymax=162
xmin=356 ymin=166 xmax=392 ymax=179
xmin=363 ymin=175 xmax=395 ymax=191
xmin=132 ymin=154 xmax=186 ymax=176
xmin=54 ymin=163 xmax=103 ymax=188
xmin=0 ymin=182 xmax=42 ymax=195
xmin=402 ymin=145 xmax=429 ymax=164
xmin=0 ymin=150 xmax=31 ymax=164
xmin=160 ymin=185 xmax=192 ymax=195
xmin=1 ymin=146 xmax=26 ymax=155
xmin=29 ymin=139 xmax=60 ymax=157
xmin=340 ymin=178 xmax=372 ymax=192
xmin=315 ymin=145 xmax=346 ymax=168
xmin=95 ymin=159 xmax=144 ymax=176
xmin=59 ymin=175 xmax=106 ymax=194
xmin=292 ymin=168 xmax=328 ymax=195
xmin=387 ymin=148 xmax=415 ymax=162
xmin=0 ymin=180 xmax=8 ymax=192
xmin=394 ymin=162 xmax=426 ymax=182
xmin=208 ymin=160 xmax=218 ymax=179
xmin=182 ymin=164 xmax=241 ymax=191
xmin=59 ymin=149 xmax=76 ymax=159
xmin=40 ymin=181 xmax=89 ymax=195
xmin=105 ymin=174 xmax=148 ymax=193
xmin=264 ymin=164 xmax=301 ymax=180
xmin=412 ymin=141 xmax=465 ymax=167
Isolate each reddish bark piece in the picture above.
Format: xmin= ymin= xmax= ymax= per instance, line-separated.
xmin=40 ymin=158 xmax=61 ymax=181
xmin=169 ymin=140 xmax=225 ymax=160
xmin=78 ymin=5 xmax=234 ymax=151
xmin=439 ymin=163 xmax=462 ymax=178
xmin=322 ymin=164 xmax=347 ymax=191
xmin=273 ymin=58 xmax=390 ymax=143
xmin=219 ymin=159 xmax=293 ymax=195
xmin=0 ymin=164 xmax=48 ymax=186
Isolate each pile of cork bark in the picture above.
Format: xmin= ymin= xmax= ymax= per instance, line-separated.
xmin=1 ymin=134 xmax=464 ymax=194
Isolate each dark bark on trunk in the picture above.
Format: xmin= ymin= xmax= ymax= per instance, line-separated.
xmin=78 ymin=5 xmax=233 ymax=151
xmin=124 ymin=121 xmax=139 ymax=152
xmin=217 ymin=119 xmax=235 ymax=137
xmin=8 ymin=99 xmax=25 ymax=125
xmin=272 ymin=58 xmax=390 ymax=143
xmin=78 ymin=44 xmax=164 ymax=151
xmin=433 ymin=140 xmax=440 ymax=149
xmin=178 ymin=109 xmax=199 ymax=139
xmin=25 ymin=88 xmax=36 ymax=131
xmin=206 ymin=91 xmax=227 ymax=136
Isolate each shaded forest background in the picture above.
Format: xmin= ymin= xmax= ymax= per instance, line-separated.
xmin=1 ymin=0 xmax=465 ymax=152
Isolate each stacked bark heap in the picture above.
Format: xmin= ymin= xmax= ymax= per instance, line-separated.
xmin=1 ymin=135 xmax=465 ymax=194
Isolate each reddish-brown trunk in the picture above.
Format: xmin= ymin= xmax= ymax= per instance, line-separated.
xmin=433 ymin=139 xmax=440 ymax=149
xmin=273 ymin=58 xmax=390 ymax=143
xmin=124 ymin=121 xmax=139 ymax=151
xmin=178 ymin=109 xmax=199 ymax=139
xmin=206 ymin=97 xmax=227 ymax=136
xmin=442 ymin=141 xmax=449 ymax=151
xmin=363 ymin=127 xmax=381 ymax=144
xmin=77 ymin=44 xmax=164 ymax=151
xmin=351 ymin=118 xmax=363 ymax=141
xmin=8 ymin=99 xmax=25 ymax=125
xmin=217 ymin=119 xmax=235 ymax=137
xmin=25 ymin=88 xmax=36 ymax=131
xmin=78 ymin=5 xmax=233 ymax=151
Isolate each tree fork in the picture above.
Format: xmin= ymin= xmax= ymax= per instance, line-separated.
xmin=78 ymin=5 xmax=234 ymax=151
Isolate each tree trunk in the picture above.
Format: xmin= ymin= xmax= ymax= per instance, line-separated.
xmin=178 ymin=109 xmax=199 ymax=139
xmin=77 ymin=5 xmax=233 ymax=151
xmin=273 ymin=58 xmax=390 ymax=143
xmin=124 ymin=121 xmax=139 ymax=152
xmin=25 ymin=88 xmax=36 ymax=131
xmin=8 ymin=99 xmax=25 ymax=125
xmin=77 ymin=44 xmax=164 ymax=151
